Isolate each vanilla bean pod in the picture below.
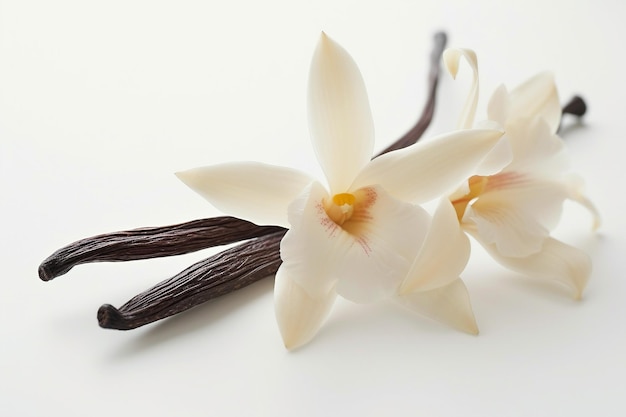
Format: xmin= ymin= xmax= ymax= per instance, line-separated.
xmin=98 ymin=231 xmax=286 ymax=330
xmin=562 ymin=95 xmax=587 ymax=118
xmin=96 ymin=32 xmax=451 ymax=330
xmin=39 ymin=217 xmax=284 ymax=281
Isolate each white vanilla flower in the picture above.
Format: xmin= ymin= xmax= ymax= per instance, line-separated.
xmin=444 ymin=49 xmax=600 ymax=298
xmin=177 ymin=34 xmax=503 ymax=349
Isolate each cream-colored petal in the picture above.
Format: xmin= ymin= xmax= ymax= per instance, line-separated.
xmin=465 ymin=176 xmax=569 ymax=257
xmin=443 ymin=48 xmax=479 ymax=129
xmin=565 ymin=174 xmax=601 ymax=230
xmin=470 ymin=231 xmax=591 ymax=299
xmin=308 ymin=32 xmax=375 ymax=194
xmin=280 ymin=183 xmax=429 ymax=304
xmin=176 ymin=162 xmax=313 ymax=227
xmin=352 ymin=128 xmax=504 ymax=204
xmin=509 ymin=72 xmax=561 ymax=134
xmin=487 ymin=84 xmax=511 ymax=126
xmin=396 ymin=278 xmax=479 ymax=335
xmin=274 ymin=266 xmax=337 ymax=350
xmin=333 ymin=186 xmax=430 ymax=303
xmin=400 ymin=199 xmax=470 ymax=294
xmin=504 ymin=117 xmax=568 ymax=176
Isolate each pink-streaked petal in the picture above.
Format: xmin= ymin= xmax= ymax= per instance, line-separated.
xmin=400 ymin=199 xmax=470 ymax=293
xmin=465 ymin=177 xmax=569 ymax=257
xmin=396 ymin=278 xmax=479 ymax=335
xmin=308 ymin=32 xmax=375 ymax=194
xmin=333 ymin=186 xmax=429 ymax=303
xmin=176 ymin=162 xmax=313 ymax=227
xmin=274 ymin=266 xmax=337 ymax=350
xmin=352 ymin=128 xmax=504 ymax=204
xmin=470 ymin=231 xmax=591 ymax=299
xmin=509 ymin=72 xmax=561 ymax=134
xmin=280 ymin=183 xmax=429 ymax=304
xmin=443 ymin=48 xmax=479 ymax=129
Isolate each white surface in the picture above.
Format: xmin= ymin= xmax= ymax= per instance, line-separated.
xmin=1 ymin=1 xmax=624 ymax=416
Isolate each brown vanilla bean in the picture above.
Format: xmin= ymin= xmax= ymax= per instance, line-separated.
xmin=96 ymin=31 xmax=451 ymax=330
xmin=375 ymin=31 xmax=447 ymax=157
xmin=98 ymin=231 xmax=285 ymax=330
xmin=562 ymin=95 xmax=587 ymax=118
xmin=39 ymin=217 xmax=285 ymax=281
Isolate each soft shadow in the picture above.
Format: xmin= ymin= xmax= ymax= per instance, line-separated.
xmin=105 ymin=276 xmax=275 ymax=359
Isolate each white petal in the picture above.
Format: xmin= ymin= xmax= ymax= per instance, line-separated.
xmin=396 ymin=278 xmax=479 ymax=335
xmin=487 ymin=84 xmax=511 ymax=127
xmin=565 ymin=174 xmax=601 ymax=230
xmin=308 ymin=32 xmax=375 ymax=194
xmin=352 ymin=128 xmax=504 ymax=204
xmin=509 ymin=72 xmax=561 ymax=133
xmin=274 ymin=266 xmax=337 ymax=350
xmin=176 ymin=162 xmax=313 ymax=227
xmin=471 ymin=232 xmax=590 ymax=299
xmin=400 ymin=199 xmax=470 ymax=294
xmin=280 ymin=182 xmax=429 ymax=304
xmin=504 ymin=117 xmax=568 ymax=176
xmin=443 ymin=48 xmax=479 ymax=129
xmin=465 ymin=176 xmax=569 ymax=257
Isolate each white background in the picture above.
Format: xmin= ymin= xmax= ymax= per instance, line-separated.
xmin=2 ymin=0 xmax=625 ymax=416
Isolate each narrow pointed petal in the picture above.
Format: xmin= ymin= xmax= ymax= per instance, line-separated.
xmin=274 ymin=266 xmax=337 ymax=350
xmin=176 ymin=162 xmax=313 ymax=227
xmin=400 ymin=199 xmax=470 ymax=294
xmin=352 ymin=128 xmax=504 ymax=204
xmin=565 ymin=174 xmax=601 ymax=230
xmin=509 ymin=72 xmax=561 ymax=133
xmin=470 ymin=231 xmax=591 ymax=299
xmin=443 ymin=48 xmax=479 ymax=129
xmin=308 ymin=33 xmax=375 ymax=194
xmin=281 ymin=182 xmax=428 ymax=304
xmin=396 ymin=278 xmax=479 ymax=335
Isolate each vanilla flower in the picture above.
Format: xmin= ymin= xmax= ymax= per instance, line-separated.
xmin=177 ymin=34 xmax=503 ymax=349
xmin=444 ymin=50 xmax=600 ymax=298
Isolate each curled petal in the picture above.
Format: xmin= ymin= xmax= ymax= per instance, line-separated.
xmin=352 ymin=128 xmax=504 ymax=204
xmin=400 ymin=199 xmax=470 ymax=293
xmin=274 ymin=266 xmax=337 ymax=350
xmin=308 ymin=32 xmax=375 ymax=194
xmin=281 ymin=182 xmax=428 ymax=304
xmin=396 ymin=278 xmax=478 ymax=335
xmin=509 ymin=72 xmax=561 ymax=133
xmin=565 ymin=175 xmax=601 ymax=230
xmin=176 ymin=162 xmax=313 ymax=227
xmin=470 ymin=232 xmax=591 ymax=299
xmin=443 ymin=48 xmax=479 ymax=129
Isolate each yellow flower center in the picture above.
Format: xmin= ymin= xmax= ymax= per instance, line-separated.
xmin=325 ymin=192 xmax=356 ymax=225
xmin=451 ymin=175 xmax=488 ymax=221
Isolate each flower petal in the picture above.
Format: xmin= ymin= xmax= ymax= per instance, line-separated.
xmin=307 ymin=32 xmax=375 ymax=194
xmin=274 ymin=266 xmax=337 ymax=350
xmin=352 ymin=128 xmax=504 ymax=204
xmin=400 ymin=199 xmax=470 ymax=293
xmin=470 ymin=232 xmax=591 ymax=299
xmin=443 ymin=48 xmax=479 ymax=129
xmin=280 ymin=182 xmax=429 ymax=304
xmin=176 ymin=162 xmax=313 ymax=227
xmin=396 ymin=278 xmax=479 ymax=335
xmin=565 ymin=174 xmax=601 ymax=230
xmin=508 ymin=72 xmax=561 ymax=134
xmin=465 ymin=176 xmax=569 ymax=257
xmin=486 ymin=84 xmax=511 ymax=127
